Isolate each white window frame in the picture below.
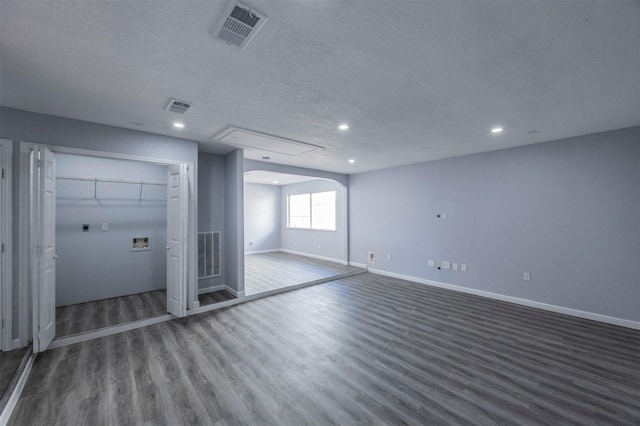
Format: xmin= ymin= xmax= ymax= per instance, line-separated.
xmin=287 ymin=190 xmax=336 ymax=231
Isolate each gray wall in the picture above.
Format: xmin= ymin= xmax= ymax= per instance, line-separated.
xmin=224 ymin=149 xmax=244 ymax=294
xmin=197 ymin=153 xmax=226 ymax=290
xmin=244 ymin=183 xmax=281 ymax=253
xmin=349 ymin=127 xmax=640 ymax=322
xmin=0 ymin=106 xmax=198 ymax=339
xmin=55 ymin=154 xmax=167 ymax=306
xmin=281 ymin=179 xmax=348 ymax=263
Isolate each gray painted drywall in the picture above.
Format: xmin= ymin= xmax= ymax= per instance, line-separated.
xmin=244 ymin=183 xmax=281 ymax=253
xmin=349 ymin=127 xmax=640 ymax=322
xmin=0 ymin=106 xmax=198 ymax=340
xmin=281 ymin=179 xmax=348 ymax=263
xmin=197 ymin=153 xmax=226 ymax=290
xmin=55 ymin=154 xmax=167 ymax=306
xmin=224 ymin=149 xmax=244 ymax=294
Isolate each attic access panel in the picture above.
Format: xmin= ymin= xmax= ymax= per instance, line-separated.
xmin=214 ymin=127 xmax=324 ymax=156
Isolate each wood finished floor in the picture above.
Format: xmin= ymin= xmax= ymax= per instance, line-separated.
xmin=245 ymin=251 xmax=363 ymax=295
xmin=0 ymin=347 xmax=28 ymax=402
xmin=56 ymin=290 xmax=168 ymax=337
xmin=198 ymin=289 xmax=235 ymax=307
xmin=56 ymin=253 xmax=355 ymax=337
xmin=11 ymin=273 xmax=640 ymax=425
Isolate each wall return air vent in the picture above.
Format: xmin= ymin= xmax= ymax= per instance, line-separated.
xmin=212 ymin=2 xmax=268 ymax=50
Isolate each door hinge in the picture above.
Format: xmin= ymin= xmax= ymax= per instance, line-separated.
xmin=1 ymin=243 xmax=4 ymax=253
xmin=1 ymin=168 xmax=4 ymax=178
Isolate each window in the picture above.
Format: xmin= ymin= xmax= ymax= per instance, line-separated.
xmin=287 ymin=191 xmax=336 ymax=231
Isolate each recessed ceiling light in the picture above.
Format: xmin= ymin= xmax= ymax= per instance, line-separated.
xmin=173 ymin=122 xmax=185 ymax=129
xmin=348 ymin=159 xmax=355 ymax=164
xmin=339 ymin=124 xmax=349 ymax=131
xmin=272 ymin=180 xmax=278 ymax=184
xmin=491 ymin=127 xmax=503 ymax=134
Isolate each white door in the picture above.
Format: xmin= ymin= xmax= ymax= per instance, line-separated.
xmin=166 ymin=164 xmax=188 ymax=317
xmin=33 ymin=147 xmax=56 ymax=352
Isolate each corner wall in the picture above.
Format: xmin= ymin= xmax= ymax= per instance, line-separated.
xmin=198 ymin=153 xmax=226 ymax=291
xmin=244 ymin=183 xmax=280 ymax=253
xmin=0 ymin=106 xmax=199 ymax=342
xmin=349 ymin=127 xmax=640 ymax=323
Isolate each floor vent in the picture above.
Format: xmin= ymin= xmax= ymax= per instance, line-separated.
xmin=212 ymin=1 xmax=267 ymax=50
xmin=198 ymin=231 xmax=222 ymax=279
xmin=165 ymin=99 xmax=192 ymax=114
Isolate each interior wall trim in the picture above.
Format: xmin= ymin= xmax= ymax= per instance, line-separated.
xmin=198 ymin=285 xmax=226 ymax=295
xmin=280 ymin=249 xmax=348 ymax=266
xmin=367 ymin=268 xmax=640 ymax=330
xmin=244 ymin=249 xmax=281 ymax=255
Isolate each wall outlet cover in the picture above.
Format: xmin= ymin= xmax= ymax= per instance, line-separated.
xmin=428 ymin=259 xmax=435 ymax=267
xmin=461 ymin=264 xmax=467 ymax=272
xmin=452 ymin=263 xmax=458 ymax=271
xmin=368 ymin=251 xmax=376 ymax=263
xmin=442 ymin=261 xmax=450 ymax=269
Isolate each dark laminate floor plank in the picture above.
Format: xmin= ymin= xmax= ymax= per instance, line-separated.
xmin=56 ymin=289 xmax=168 ymax=337
xmin=0 ymin=347 xmax=28 ymax=403
xmin=11 ymin=272 xmax=640 ymax=425
xmin=244 ymin=251 xmax=363 ymax=295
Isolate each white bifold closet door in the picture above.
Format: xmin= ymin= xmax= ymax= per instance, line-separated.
xmin=166 ymin=163 xmax=188 ymax=318
xmin=33 ymin=147 xmax=56 ymax=353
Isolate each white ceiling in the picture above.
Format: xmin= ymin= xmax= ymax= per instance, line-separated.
xmin=1 ymin=1 xmax=638 ymax=174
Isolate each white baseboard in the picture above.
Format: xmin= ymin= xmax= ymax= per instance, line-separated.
xmin=245 ymin=249 xmax=280 ymax=255
xmin=11 ymin=339 xmax=20 ymax=350
xmin=280 ymin=249 xmax=348 ymax=266
xmin=0 ymin=352 xmax=33 ymax=426
xmin=368 ymin=268 xmax=640 ymax=330
xmin=349 ymin=261 xmax=368 ymax=269
xmin=225 ymin=286 xmax=245 ymax=298
xmin=198 ymin=284 xmax=226 ymax=295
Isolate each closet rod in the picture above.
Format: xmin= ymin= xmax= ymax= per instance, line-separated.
xmin=56 ymin=175 xmax=166 ymax=186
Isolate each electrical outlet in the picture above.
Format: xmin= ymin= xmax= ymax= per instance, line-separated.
xmin=428 ymin=259 xmax=435 ymax=267
xmin=461 ymin=264 xmax=467 ymax=272
xmin=102 ymin=222 xmax=109 ymax=231
xmin=523 ymin=272 xmax=531 ymax=281
xmin=442 ymin=261 xmax=450 ymax=270
xmin=452 ymin=263 xmax=458 ymax=271
xmin=368 ymin=252 xmax=376 ymax=264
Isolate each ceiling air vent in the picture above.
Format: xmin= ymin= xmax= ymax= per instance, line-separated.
xmin=165 ymin=99 xmax=192 ymax=114
xmin=212 ymin=2 xmax=268 ymax=50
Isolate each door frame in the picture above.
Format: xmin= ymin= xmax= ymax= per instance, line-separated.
xmin=18 ymin=141 xmax=196 ymax=347
xmin=0 ymin=139 xmax=13 ymax=350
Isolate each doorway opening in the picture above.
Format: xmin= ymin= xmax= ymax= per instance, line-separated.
xmin=54 ymin=154 xmax=169 ymax=337
xmin=242 ymin=170 xmax=362 ymax=296
xmin=22 ymin=144 xmax=193 ymax=353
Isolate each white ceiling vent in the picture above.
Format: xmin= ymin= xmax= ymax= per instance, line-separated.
xmin=214 ymin=127 xmax=324 ymax=156
xmin=212 ymin=2 xmax=267 ymax=50
xmin=165 ymin=99 xmax=192 ymax=114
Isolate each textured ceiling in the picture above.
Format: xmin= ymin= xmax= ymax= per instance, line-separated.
xmin=1 ymin=1 xmax=638 ymax=174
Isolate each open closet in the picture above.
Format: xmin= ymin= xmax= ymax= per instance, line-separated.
xmin=54 ymin=154 xmax=169 ymax=337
